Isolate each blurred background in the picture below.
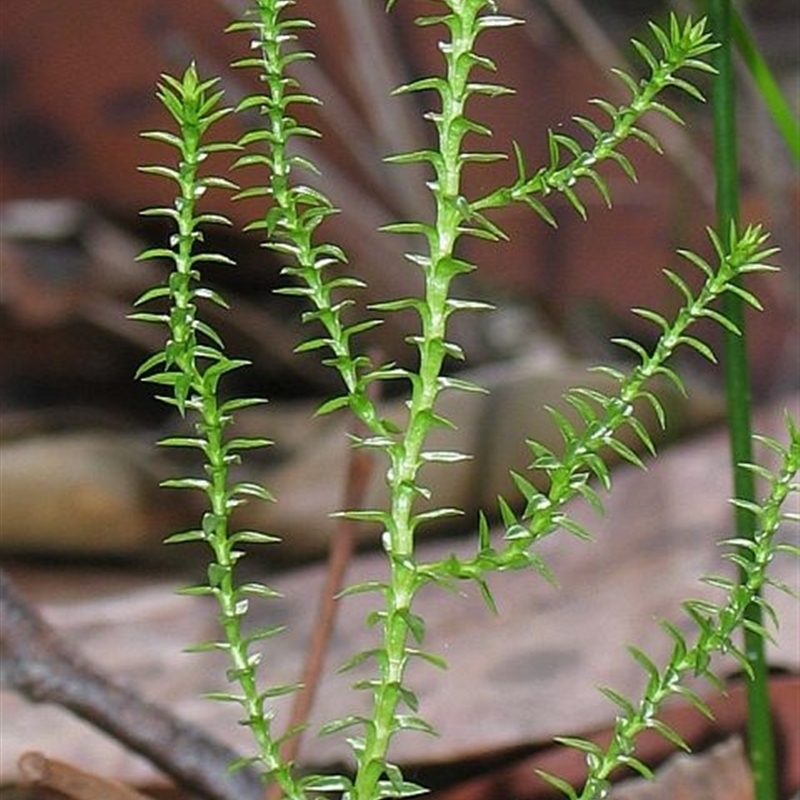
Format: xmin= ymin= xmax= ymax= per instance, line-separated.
xmin=1 ymin=0 xmax=797 ymax=561
xmin=1 ymin=0 xmax=799 ymax=792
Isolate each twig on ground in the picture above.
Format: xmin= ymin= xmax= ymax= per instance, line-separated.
xmin=0 ymin=569 xmax=262 ymax=800
xmin=19 ymin=752 xmax=157 ymax=800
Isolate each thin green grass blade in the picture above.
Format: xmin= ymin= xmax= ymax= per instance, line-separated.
xmin=732 ymin=8 xmax=799 ymax=164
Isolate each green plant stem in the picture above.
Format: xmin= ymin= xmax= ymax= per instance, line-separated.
xmin=232 ymin=0 xmax=385 ymax=440
xmin=135 ymin=66 xmax=304 ymax=797
xmin=731 ymin=8 xmax=800 ymax=164
xmin=421 ymin=225 xmax=778 ymax=584
xmin=709 ymin=2 xmax=777 ymax=798
xmin=130 ymin=8 xmax=799 ymax=800
xmin=355 ymin=5 xmax=492 ymax=796
xmin=470 ymin=16 xmax=717 ymax=221
xmin=574 ymin=420 xmax=799 ymax=799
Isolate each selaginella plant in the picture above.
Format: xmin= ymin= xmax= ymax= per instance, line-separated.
xmin=132 ymin=2 xmax=799 ymax=799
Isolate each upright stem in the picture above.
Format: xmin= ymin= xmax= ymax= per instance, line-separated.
xmin=354 ymin=3 xmax=491 ymax=795
xmin=709 ymin=2 xmax=777 ymax=797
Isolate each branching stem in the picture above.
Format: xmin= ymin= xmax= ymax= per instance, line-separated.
xmin=575 ymin=419 xmax=798 ymax=799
